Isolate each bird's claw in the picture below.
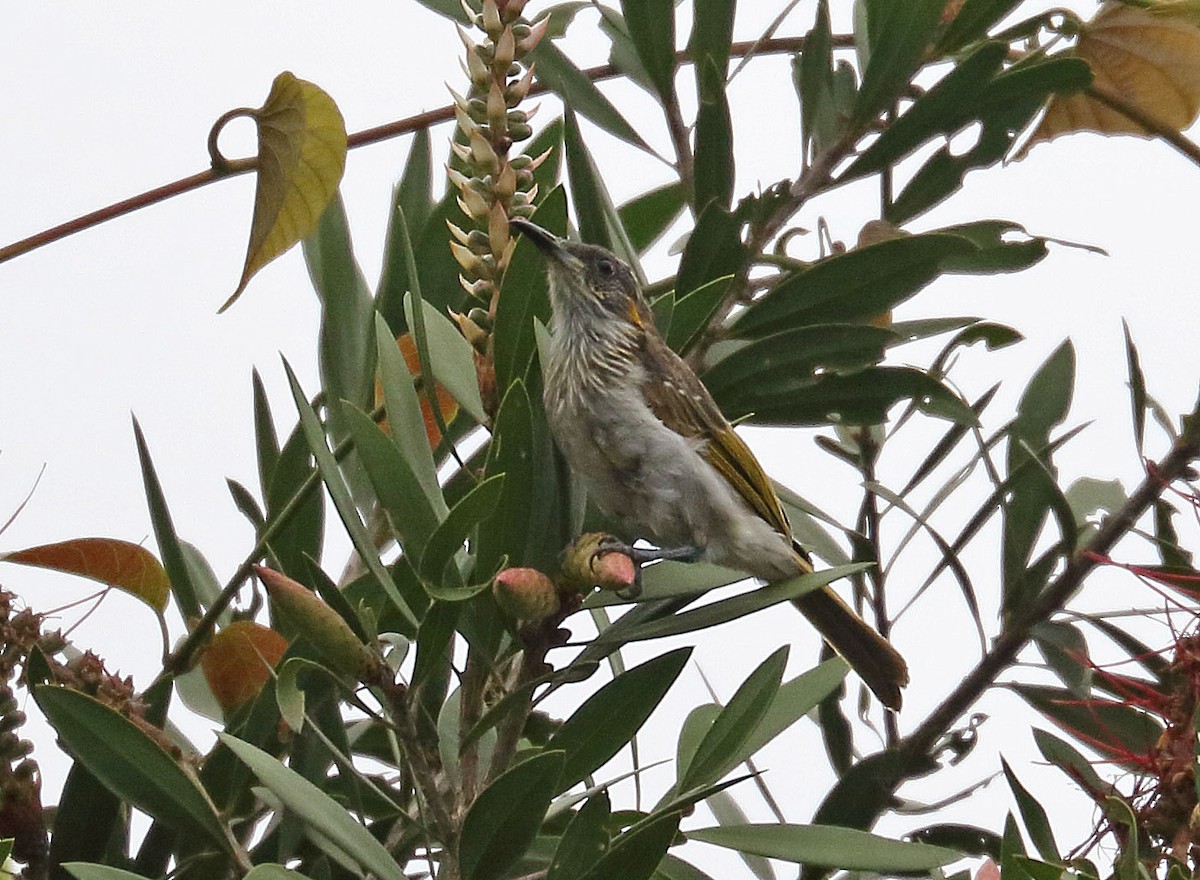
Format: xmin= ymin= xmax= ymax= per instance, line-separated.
xmin=590 ymin=538 xmax=702 ymax=600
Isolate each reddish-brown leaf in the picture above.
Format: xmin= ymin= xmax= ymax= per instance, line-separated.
xmin=200 ymin=620 xmax=290 ymax=718
xmin=2 ymin=538 xmax=170 ymax=612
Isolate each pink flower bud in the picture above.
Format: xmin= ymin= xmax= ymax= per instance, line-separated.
xmin=492 ymin=567 xmax=560 ymax=620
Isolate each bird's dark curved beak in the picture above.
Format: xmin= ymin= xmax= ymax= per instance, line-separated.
xmin=510 ymin=218 xmax=568 ymax=262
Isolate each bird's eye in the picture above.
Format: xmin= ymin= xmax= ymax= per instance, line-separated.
xmin=596 ymin=259 xmax=616 ymax=277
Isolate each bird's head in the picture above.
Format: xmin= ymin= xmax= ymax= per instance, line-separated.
xmin=510 ymin=219 xmax=653 ymax=333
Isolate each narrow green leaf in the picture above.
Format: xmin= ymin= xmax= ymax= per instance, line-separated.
xmin=608 ymin=565 xmax=870 ymax=644
xmin=283 ymin=360 xmax=418 ymax=631
xmin=419 ymin=473 xmax=506 ymax=585
xmin=1013 ymin=684 xmax=1163 ymax=773
xmin=676 ymin=202 xmax=744 ymax=304
xmin=1001 ymin=758 xmax=1058 ymax=862
xmin=655 ymin=854 xmax=719 ymax=880
xmin=403 ymin=293 xmax=487 ymax=424
xmin=527 ymin=41 xmax=651 ymax=150
xmin=1124 ymin=321 xmax=1147 ymax=455
xmin=844 ymin=42 xmax=1009 ymax=180
xmin=132 ymin=417 xmax=200 ymax=619
xmin=562 ymin=110 xmax=642 ymax=272
xmin=689 ymin=0 xmax=734 ymax=77
xmin=693 ymin=57 xmax=734 ymax=211
xmin=619 ymin=0 xmax=676 ymax=102
xmin=547 ymin=791 xmax=612 ymax=880
xmin=50 ymin=765 xmax=121 ymax=872
xmin=581 ymin=811 xmax=681 ymax=880
xmin=667 ymin=274 xmax=734 ymax=354
xmin=252 ymin=368 xmax=281 ymax=497
xmin=797 ymin=0 xmax=838 ymax=156
xmin=264 ymin=421 xmax=325 ymax=578
xmin=549 ymin=648 xmax=692 ymax=791
xmin=219 ymin=733 xmax=404 ymax=879
xmin=375 ymin=311 xmax=445 ymax=512
xmin=681 ymin=647 xmax=788 ymax=789
xmin=525 ymin=117 xmax=566 ymax=199
xmin=618 ymin=182 xmax=687 ymax=254
xmin=245 ymin=866 xmax=317 ymax=880
xmin=460 ymin=752 xmax=565 ymax=880
xmin=725 ymin=366 xmax=977 ymax=428
xmin=908 ymin=825 xmax=1002 ymax=859
xmin=739 ymin=658 xmax=849 ymax=764
xmin=494 ymin=187 xmax=567 ymax=393
xmin=706 ymin=790 xmax=776 ymax=880
xmin=811 ymin=749 xmax=935 ymax=829
xmin=853 ymin=0 xmax=946 ymax=124
xmin=937 ymin=0 xmax=1024 ymax=52
xmin=691 ymin=823 xmax=959 ymax=871
xmin=703 ymin=324 xmax=895 ymax=401
xmin=474 ymin=382 xmax=534 ymax=575
xmin=341 ymin=403 xmax=441 ymax=558
xmin=733 ymin=235 xmax=977 ymax=337
xmin=378 ymin=127 xmax=434 ymax=325
xmin=65 ymin=867 xmax=154 ymax=880
xmin=35 ymin=686 xmax=233 ymax=855
xmin=303 ymin=195 xmax=376 ymax=453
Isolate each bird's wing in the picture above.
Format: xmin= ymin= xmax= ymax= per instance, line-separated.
xmin=639 ymin=333 xmax=793 ymax=539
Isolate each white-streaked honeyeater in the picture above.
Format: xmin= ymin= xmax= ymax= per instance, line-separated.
xmin=511 ymin=218 xmax=909 ymax=710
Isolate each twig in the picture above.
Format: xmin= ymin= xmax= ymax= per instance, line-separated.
xmin=899 ymin=401 xmax=1200 ymax=763
xmin=0 ymin=37 xmax=851 ymax=267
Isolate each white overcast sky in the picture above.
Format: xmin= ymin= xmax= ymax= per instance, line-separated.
xmin=2 ymin=1 xmax=1199 ymax=874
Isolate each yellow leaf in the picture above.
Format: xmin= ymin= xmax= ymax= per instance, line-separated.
xmin=220 ymin=71 xmax=347 ymax=312
xmin=1022 ymin=3 xmax=1200 ymax=153
xmin=2 ymin=538 xmax=170 ymax=613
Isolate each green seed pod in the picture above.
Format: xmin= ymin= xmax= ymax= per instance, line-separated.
xmin=255 ymin=565 xmax=384 ymax=683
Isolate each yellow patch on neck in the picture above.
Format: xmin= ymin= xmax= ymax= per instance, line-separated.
xmin=625 ymin=301 xmax=645 ymax=328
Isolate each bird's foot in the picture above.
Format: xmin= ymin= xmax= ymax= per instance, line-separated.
xmin=591 ymin=537 xmax=702 ymax=599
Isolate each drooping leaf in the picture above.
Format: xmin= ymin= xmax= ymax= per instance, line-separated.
xmin=1032 ymin=727 xmax=1107 ymax=797
xmin=527 ymin=41 xmax=651 ymax=150
xmin=2 ymin=538 xmax=170 ymax=613
xmin=548 ymin=648 xmax=692 ymax=791
xmin=35 ymin=686 xmax=235 ymax=855
xmin=689 ymin=0 xmax=735 ymax=79
xmin=459 ymin=752 xmax=565 ymax=880
xmin=221 ymin=72 xmax=347 ymax=310
xmin=1022 ymin=4 xmax=1200 ymax=154
xmin=691 ymin=823 xmax=960 ymax=871
xmin=50 ymin=765 xmax=122 ymax=874
xmin=219 ymin=733 xmax=404 ymax=879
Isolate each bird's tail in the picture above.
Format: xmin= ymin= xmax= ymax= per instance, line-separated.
xmin=791 ymin=564 xmax=909 ymax=710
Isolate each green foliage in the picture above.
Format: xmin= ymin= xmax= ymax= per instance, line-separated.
xmin=9 ymin=2 xmax=1200 ymax=879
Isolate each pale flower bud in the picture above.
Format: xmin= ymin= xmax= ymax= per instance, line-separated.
xmin=493 ymin=567 xmax=560 ymax=620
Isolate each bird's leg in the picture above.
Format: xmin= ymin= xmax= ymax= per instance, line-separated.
xmin=591 ymin=536 xmax=703 ymax=599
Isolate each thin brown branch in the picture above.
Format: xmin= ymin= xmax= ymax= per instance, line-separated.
xmin=1085 ymin=84 xmax=1200 ymax=170
xmin=899 ymin=400 xmax=1200 ymax=762
xmin=0 ymin=36 xmax=851 ymax=267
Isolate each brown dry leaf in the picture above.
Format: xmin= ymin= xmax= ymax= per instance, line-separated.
xmin=220 ymin=71 xmax=347 ymax=312
xmin=200 ymin=620 xmax=289 ymax=718
xmin=1021 ymin=2 xmax=1200 ymax=154
xmin=2 ymin=537 xmax=170 ymax=613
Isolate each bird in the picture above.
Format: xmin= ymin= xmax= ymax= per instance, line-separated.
xmin=510 ymin=218 xmax=909 ymax=710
